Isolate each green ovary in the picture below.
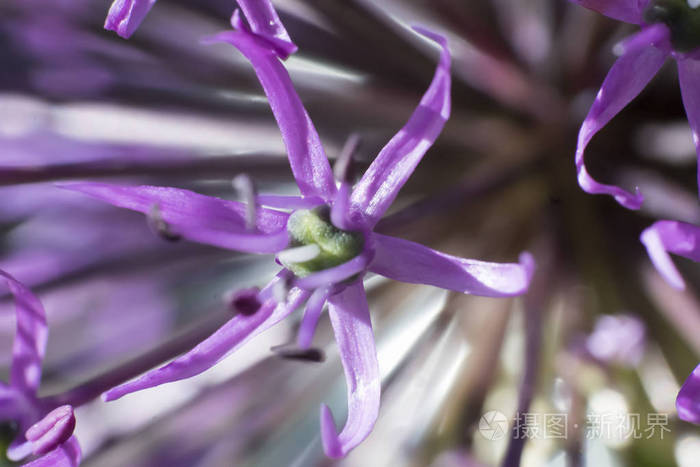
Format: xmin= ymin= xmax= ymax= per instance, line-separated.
xmin=644 ymin=0 xmax=700 ymax=52
xmin=283 ymin=207 xmax=364 ymax=278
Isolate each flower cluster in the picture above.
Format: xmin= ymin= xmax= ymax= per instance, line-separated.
xmin=570 ymin=0 xmax=700 ymax=425
xmin=63 ymin=1 xmax=536 ymax=459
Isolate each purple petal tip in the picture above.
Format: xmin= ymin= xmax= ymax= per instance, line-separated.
xmin=320 ymin=404 xmax=343 ymax=458
xmin=677 ymin=364 xmax=700 ymax=425
xmin=26 ymin=405 xmax=76 ymax=457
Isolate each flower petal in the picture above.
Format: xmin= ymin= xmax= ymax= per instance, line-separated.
xmin=59 ymin=182 xmax=290 ymax=254
xmin=104 ymin=0 xmax=157 ymax=39
xmin=568 ymin=0 xmax=645 ymax=24
xmin=677 ymin=363 xmax=700 ymax=425
xmin=103 ymin=280 xmax=310 ymax=401
xmin=641 ymin=220 xmax=700 ymax=290
xmin=25 ymin=405 xmax=76 ymax=457
xmin=236 ymin=0 xmax=297 ymax=59
xmin=349 ymin=27 xmax=451 ymax=228
xmin=0 ymin=269 xmax=47 ymax=396
xmin=677 ymin=58 xmax=700 ymax=197
xmin=320 ymin=283 xmax=380 ymax=458
xmin=369 ymin=234 xmax=535 ymax=297
xmin=575 ymin=27 xmax=669 ymax=209
xmin=22 ymin=436 xmax=81 ymax=467
xmin=297 ymin=286 xmax=330 ymax=349
xmin=205 ymin=15 xmax=336 ymax=201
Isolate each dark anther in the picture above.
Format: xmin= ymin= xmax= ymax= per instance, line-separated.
xmin=270 ymin=344 xmax=325 ymax=362
xmin=147 ymin=204 xmax=181 ymax=242
xmin=229 ymin=287 xmax=262 ymax=316
xmin=333 ymin=133 xmax=361 ymax=183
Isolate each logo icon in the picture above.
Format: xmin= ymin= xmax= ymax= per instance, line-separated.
xmin=479 ymin=410 xmax=509 ymax=441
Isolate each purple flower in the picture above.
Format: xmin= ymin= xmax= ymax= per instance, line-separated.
xmin=571 ymin=0 xmax=700 ymax=209
xmin=65 ymin=5 xmax=535 ymax=459
xmin=640 ymin=219 xmax=700 ymax=289
xmin=0 ymin=269 xmax=81 ymax=466
xmin=677 ymin=363 xmax=700 ymax=424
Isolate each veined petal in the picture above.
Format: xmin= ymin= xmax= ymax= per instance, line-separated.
xmin=575 ymin=26 xmax=669 ymax=209
xmin=677 ymin=363 xmax=700 ymax=425
xmin=677 ymin=58 xmax=700 ymax=196
xmin=236 ymin=0 xmax=297 ymax=59
xmin=369 ymin=234 xmax=535 ymax=297
xmin=350 ymin=27 xmax=451 ymax=228
xmin=59 ymin=182 xmax=290 ymax=254
xmin=22 ymin=436 xmax=81 ymax=467
xmin=0 ymin=269 xmax=47 ymax=396
xmin=320 ymin=283 xmax=380 ymax=458
xmin=104 ymin=0 xmax=157 ymax=39
xmin=103 ymin=281 xmax=310 ymax=401
xmin=569 ymin=0 xmax=645 ymax=24
xmin=641 ymin=220 xmax=700 ymax=290
xmin=205 ymin=16 xmax=336 ymax=201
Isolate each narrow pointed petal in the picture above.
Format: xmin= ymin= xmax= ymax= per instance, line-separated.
xmin=320 ymin=283 xmax=380 ymax=458
xmin=641 ymin=220 xmax=700 ymax=290
xmin=59 ymin=183 xmax=290 ymax=254
xmin=25 ymin=406 xmax=76 ymax=457
xmin=104 ymin=0 xmax=157 ymax=39
xmin=22 ymin=436 xmax=81 ymax=467
xmin=677 ymin=58 xmax=700 ymax=197
xmin=0 ymin=270 xmax=47 ymax=395
xmin=350 ymin=27 xmax=451 ymax=228
xmin=297 ymin=286 xmax=330 ymax=349
xmin=103 ymin=283 xmax=310 ymax=401
xmin=205 ymin=18 xmax=336 ymax=201
xmin=568 ymin=0 xmax=645 ymax=24
xmin=677 ymin=363 xmax=700 ymax=425
xmin=236 ymin=0 xmax=297 ymax=58
xmin=369 ymin=234 xmax=535 ymax=297
xmin=575 ymin=27 xmax=669 ymax=209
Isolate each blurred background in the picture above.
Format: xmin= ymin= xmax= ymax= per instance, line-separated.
xmin=0 ymin=0 xmax=699 ymax=466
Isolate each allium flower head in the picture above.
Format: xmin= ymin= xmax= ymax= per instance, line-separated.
xmin=571 ymin=0 xmax=700 ymax=209
xmin=63 ymin=2 xmax=535 ymax=458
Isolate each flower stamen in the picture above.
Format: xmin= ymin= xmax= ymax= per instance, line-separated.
xmin=232 ymin=173 xmax=258 ymax=231
xmin=147 ymin=204 xmax=181 ymax=242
